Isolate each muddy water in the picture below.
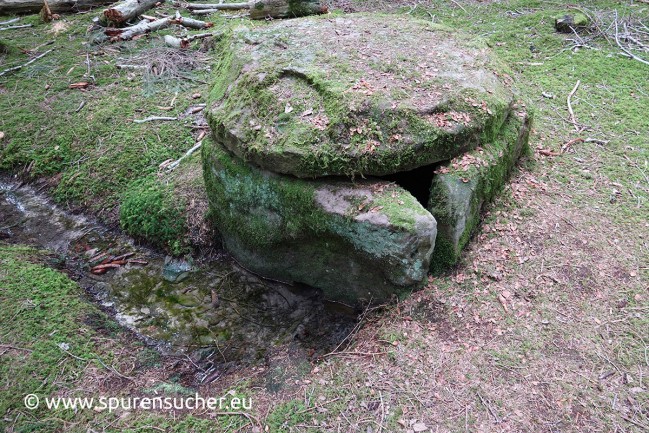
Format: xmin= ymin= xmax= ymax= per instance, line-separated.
xmin=0 ymin=178 xmax=356 ymax=373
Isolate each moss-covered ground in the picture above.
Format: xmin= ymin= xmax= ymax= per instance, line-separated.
xmin=1 ymin=0 xmax=648 ymax=431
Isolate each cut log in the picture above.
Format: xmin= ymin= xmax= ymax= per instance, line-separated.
xmin=248 ymin=0 xmax=325 ymax=20
xmin=0 ymin=0 xmax=113 ymax=15
xmin=184 ymin=0 xmax=325 ymax=19
xmin=164 ymin=31 xmax=220 ymax=48
xmin=104 ymin=16 xmax=170 ymax=41
xmin=101 ymin=0 xmax=163 ymax=25
xmin=170 ymin=12 xmax=212 ymax=29
xmin=185 ymin=1 xmax=247 ymax=10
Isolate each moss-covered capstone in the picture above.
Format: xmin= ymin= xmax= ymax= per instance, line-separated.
xmin=207 ymin=14 xmax=515 ymax=178
xmin=203 ymin=13 xmax=532 ymax=303
xmin=428 ymin=108 xmax=532 ymax=271
xmin=202 ymin=138 xmax=437 ymax=305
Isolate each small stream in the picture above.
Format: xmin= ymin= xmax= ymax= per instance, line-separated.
xmin=0 ymin=178 xmax=356 ymax=378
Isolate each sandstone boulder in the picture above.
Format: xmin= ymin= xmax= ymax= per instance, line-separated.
xmin=203 ymin=138 xmax=437 ymax=304
xmin=207 ymin=14 xmax=515 ymax=178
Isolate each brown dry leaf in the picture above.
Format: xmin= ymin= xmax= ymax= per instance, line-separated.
xmin=538 ymin=148 xmax=560 ymax=157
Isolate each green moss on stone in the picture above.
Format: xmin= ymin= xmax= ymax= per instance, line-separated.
xmin=428 ymin=110 xmax=532 ymax=271
xmin=202 ymin=137 xmax=436 ymax=304
xmin=207 ymin=14 xmax=516 ymax=178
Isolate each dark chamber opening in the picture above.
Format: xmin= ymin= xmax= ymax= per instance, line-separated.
xmin=378 ymin=163 xmax=438 ymax=207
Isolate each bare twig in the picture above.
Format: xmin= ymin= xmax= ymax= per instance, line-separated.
xmin=0 ymin=18 xmax=20 ymax=25
xmin=95 ymin=355 xmax=135 ymax=382
xmin=561 ymin=137 xmax=584 ymax=154
xmin=165 ymin=141 xmax=202 ymax=171
xmin=320 ymin=351 xmax=385 ymax=358
xmin=0 ymin=24 xmax=32 ymax=31
xmin=133 ymin=116 xmax=178 ymax=123
xmin=449 ymin=0 xmax=466 ymax=13
xmin=615 ymin=13 xmax=649 ymax=66
xmin=0 ymin=49 xmax=53 ymax=78
xmin=477 ymin=392 xmax=501 ymax=424
xmin=567 ymin=79 xmax=581 ymax=132
xmin=0 ymin=344 xmax=33 ymax=352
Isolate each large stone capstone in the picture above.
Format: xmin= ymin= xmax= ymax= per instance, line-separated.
xmin=203 ymin=14 xmax=531 ymax=304
xmin=207 ymin=14 xmax=515 ymax=178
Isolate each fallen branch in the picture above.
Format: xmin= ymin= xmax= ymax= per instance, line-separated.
xmin=185 ymin=1 xmax=248 ymax=10
xmin=184 ymin=0 xmax=325 ymax=19
xmin=566 ymin=79 xmax=581 ymax=132
xmin=0 ymin=48 xmax=53 ymax=78
xmin=164 ymin=32 xmax=219 ymax=48
xmin=190 ymin=9 xmax=224 ymax=15
xmin=115 ymin=64 xmax=147 ymax=69
xmin=165 ymin=141 xmax=202 ymax=171
xmin=477 ymin=392 xmax=501 ymax=424
xmin=561 ymin=137 xmax=584 ymax=154
xmin=133 ymin=115 xmax=178 ymax=123
xmin=170 ymin=13 xmax=213 ymax=29
xmin=0 ymin=0 xmax=113 ymax=14
xmin=91 ymin=263 xmax=122 ymax=274
xmin=101 ymin=0 xmax=163 ymax=25
xmin=105 ymin=16 xmax=171 ymax=41
xmin=584 ymin=137 xmax=609 ymax=145
xmin=0 ymin=18 xmax=20 ymax=25
xmin=0 ymin=24 xmax=32 ymax=30
xmin=538 ymin=148 xmax=561 ymax=157
xmin=249 ymin=0 xmax=326 ymax=20
xmin=615 ymin=13 xmax=649 ymax=66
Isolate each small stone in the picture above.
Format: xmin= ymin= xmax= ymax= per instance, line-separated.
xmin=162 ymin=256 xmax=193 ymax=283
xmin=412 ymin=422 xmax=428 ymax=432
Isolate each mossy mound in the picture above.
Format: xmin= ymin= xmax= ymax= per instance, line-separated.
xmin=207 ymin=14 xmax=515 ymax=178
xmin=202 ymin=137 xmax=437 ymax=304
xmin=428 ymin=108 xmax=532 ymax=271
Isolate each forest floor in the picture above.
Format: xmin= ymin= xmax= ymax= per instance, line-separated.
xmin=1 ymin=0 xmax=648 ymax=432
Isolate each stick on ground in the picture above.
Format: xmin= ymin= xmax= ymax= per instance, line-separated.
xmin=0 ymin=49 xmax=53 ymax=78
xmin=567 ymin=79 xmax=581 ymax=132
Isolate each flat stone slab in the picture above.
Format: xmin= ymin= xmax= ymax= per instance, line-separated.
xmin=203 ymin=138 xmax=437 ymax=305
xmin=428 ymin=108 xmax=531 ymax=270
xmin=207 ymin=14 xmax=515 ymax=178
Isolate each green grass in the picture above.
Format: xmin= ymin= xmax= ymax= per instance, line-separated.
xmin=0 ymin=244 xmax=106 ymax=431
xmin=0 ymin=13 xmax=213 ymax=253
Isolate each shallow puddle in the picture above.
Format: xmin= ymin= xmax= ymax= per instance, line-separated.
xmin=0 ymin=178 xmax=356 ymax=375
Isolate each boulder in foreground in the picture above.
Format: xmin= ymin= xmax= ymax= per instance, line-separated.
xmin=203 ymin=138 xmax=437 ymax=305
